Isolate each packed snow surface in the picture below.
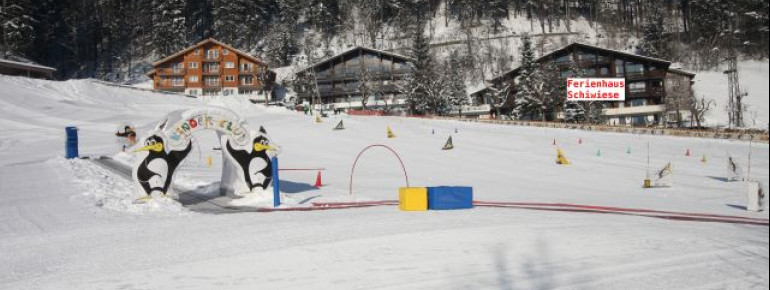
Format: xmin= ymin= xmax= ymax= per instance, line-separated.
xmin=0 ymin=75 xmax=768 ymax=289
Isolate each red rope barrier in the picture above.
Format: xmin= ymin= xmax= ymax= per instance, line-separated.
xmin=349 ymin=144 xmax=410 ymax=196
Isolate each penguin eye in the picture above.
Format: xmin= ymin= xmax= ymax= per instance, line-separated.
xmin=148 ymin=140 xmax=156 ymax=146
xmin=261 ymin=140 xmax=269 ymax=145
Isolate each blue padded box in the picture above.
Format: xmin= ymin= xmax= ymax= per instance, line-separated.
xmin=427 ymin=187 xmax=473 ymax=210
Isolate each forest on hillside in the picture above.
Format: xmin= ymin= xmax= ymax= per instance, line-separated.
xmin=1 ymin=0 xmax=768 ymax=81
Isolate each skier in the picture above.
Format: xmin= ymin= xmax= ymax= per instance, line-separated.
xmin=116 ymin=125 xmax=137 ymax=151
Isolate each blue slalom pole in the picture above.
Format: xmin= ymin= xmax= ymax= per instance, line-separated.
xmin=272 ymin=157 xmax=280 ymax=207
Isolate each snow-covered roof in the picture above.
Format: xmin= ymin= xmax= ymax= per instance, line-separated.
xmin=296 ymin=46 xmax=415 ymax=74
xmin=668 ymin=68 xmax=696 ymax=77
xmin=0 ymin=58 xmax=56 ymax=72
xmin=490 ymin=42 xmax=674 ymax=82
xmin=151 ymin=38 xmax=270 ymax=68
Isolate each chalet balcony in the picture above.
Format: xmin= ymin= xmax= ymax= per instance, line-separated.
xmin=157 ymin=86 xmax=186 ymax=92
xmin=603 ymin=104 xmax=666 ymax=116
xmin=625 ymin=70 xmax=666 ymax=80
xmin=203 ymin=82 xmax=221 ymax=88
xmin=239 ymin=69 xmax=255 ymax=75
xmin=157 ymin=68 xmax=186 ymax=75
xmin=203 ymin=56 xmax=220 ymax=62
xmin=629 ymin=87 xmax=664 ymax=98
xmin=238 ymin=83 xmax=260 ymax=88
xmin=202 ymin=69 xmax=221 ymax=75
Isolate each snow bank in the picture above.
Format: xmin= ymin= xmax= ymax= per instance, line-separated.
xmin=59 ymin=158 xmax=188 ymax=215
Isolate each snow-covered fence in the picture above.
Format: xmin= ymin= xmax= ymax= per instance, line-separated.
xmin=437 ymin=117 xmax=769 ymax=143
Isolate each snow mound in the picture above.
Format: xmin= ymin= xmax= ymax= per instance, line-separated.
xmin=59 ymin=158 xmax=188 ymax=215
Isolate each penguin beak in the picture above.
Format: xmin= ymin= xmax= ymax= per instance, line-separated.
xmin=135 ymin=143 xmax=163 ymax=153
xmin=253 ymin=143 xmax=276 ymax=152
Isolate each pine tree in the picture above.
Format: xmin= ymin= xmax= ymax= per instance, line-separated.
xmin=640 ymin=1 xmax=666 ymax=58
xmin=1 ymin=0 xmax=36 ymax=55
xmin=264 ymin=0 xmax=299 ymax=66
xmin=514 ymin=34 xmax=538 ymax=119
xmin=447 ymin=50 xmax=468 ymax=116
xmin=152 ymin=0 xmax=187 ymax=57
xmin=408 ymin=15 xmax=433 ymax=115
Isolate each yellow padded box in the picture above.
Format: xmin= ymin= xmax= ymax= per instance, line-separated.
xmin=399 ymin=187 xmax=428 ymax=211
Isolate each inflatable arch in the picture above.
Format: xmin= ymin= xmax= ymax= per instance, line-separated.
xmin=132 ymin=107 xmax=280 ymax=198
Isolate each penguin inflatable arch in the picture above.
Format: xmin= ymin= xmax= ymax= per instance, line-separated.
xmin=225 ymin=130 xmax=278 ymax=192
xmin=133 ymin=134 xmax=193 ymax=199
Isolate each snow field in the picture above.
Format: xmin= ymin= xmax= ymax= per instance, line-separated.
xmin=0 ymin=75 xmax=767 ymax=289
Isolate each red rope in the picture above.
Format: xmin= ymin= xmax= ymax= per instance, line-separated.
xmin=349 ymin=144 xmax=410 ymax=196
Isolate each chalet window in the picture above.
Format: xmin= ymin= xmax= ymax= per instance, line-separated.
xmin=241 ymin=63 xmax=253 ymax=72
xmin=203 ymin=63 xmax=219 ymax=73
xmin=204 ymin=76 xmax=220 ymax=86
xmin=223 ymin=49 xmax=229 ymax=55
xmin=576 ymin=51 xmax=596 ymax=62
xmin=614 ymin=60 xmax=625 ymax=76
xmin=189 ymin=62 xmax=199 ymax=69
xmin=171 ymin=77 xmax=184 ymax=87
xmin=366 ymin=66 xmax=381 ymax=73
xmin=206 ymin=49 xmax=219 ymax=60
xmin=188 ymin=75 xmax=199 ymax=83
xmin=629 ymin=81 xmax=646 ymax=92
xmin=225 ymin=75 xmax=235 ymax=82
xmin=600 ymin=67 xmax=610 ymax=76
xmin=630 ymin=115 xmax=647 ymax=124
xmin=225 ymin=62 xmax=235 ymax=69
xmin=625 ymin=62 xmax=644 ymax=75
xmin=555 ymin=54 xmax=572 ymax=63
xmin=240 ymin=76 xmax=254 ymax=85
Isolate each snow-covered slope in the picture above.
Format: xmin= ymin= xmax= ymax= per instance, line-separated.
xmin=692 ymin=60 xmax=770 ymax=129
xmin=0 ymin=75 xmax=767 ymax=289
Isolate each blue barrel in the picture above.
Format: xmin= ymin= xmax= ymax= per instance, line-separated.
xmin=65 ymin=126 xmax=79 ymax=159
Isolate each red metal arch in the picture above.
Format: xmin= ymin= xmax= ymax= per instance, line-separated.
xmin=349 ymin=144 xmax=410 ymax=196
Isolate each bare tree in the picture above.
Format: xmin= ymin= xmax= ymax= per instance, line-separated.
xmin=689 ymin=94 xmax=715 ymax=128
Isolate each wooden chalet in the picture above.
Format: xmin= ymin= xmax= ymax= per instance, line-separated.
xmin=295 ymin=46 xmax=414 ymax=111
xmin=488 ymin=42 xmax=695 ymax=126
xmin=0 ymin=58 xmax=56 ymax=80
xmin=147 ymin=38 xmax=276 ymax=98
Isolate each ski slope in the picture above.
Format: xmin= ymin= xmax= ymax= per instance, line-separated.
xmin=0 ymin=75 xmax=768 ymax=290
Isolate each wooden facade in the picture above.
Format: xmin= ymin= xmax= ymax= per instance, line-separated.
xmin=490 ymin=43 xmax=695 ymax=126
xmin=295 ymin=47 xmax=414 ymax=109
xmin=148 ymin=39 xmax=275 ymax=98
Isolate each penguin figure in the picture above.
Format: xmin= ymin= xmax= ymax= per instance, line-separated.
xmin=134 ymin=135 xmax=192 ymax=197
xmin=226 ymin=135 xmax=276 ymax=191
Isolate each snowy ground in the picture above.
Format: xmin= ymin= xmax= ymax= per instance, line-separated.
xmin=0 ymin=75 xmax=768 ymax=290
